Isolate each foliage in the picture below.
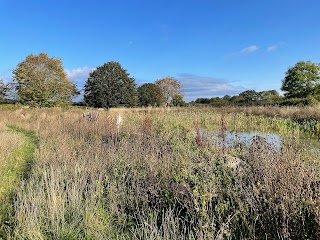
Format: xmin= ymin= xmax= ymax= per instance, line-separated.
xmin=12 ymin=52 xmax=78 ymax=107
xmin=155 ymin=77 xmax=183 ymax=105
xmin=138 ymin=83 xmax=164 ymax=107
xmin=193 ymin=90 xmax=282 ymax=107
xmin=239 ymin=90 xmax=262 ymax=104
xmin=281 ymin=61 xmax=320 ymax=99
xmin=84 ymin=61 xmax=137 ymax=108
xmin=170 ymin=94 xmax=187 ymax=107
xmin=0 ymin=80 xmax=17 ymax=103
xmin=1 ymin=108 xmax=319 ymax=239
xmin=260 ymin=90 xmax=281 ymax=104
xmin=0 ymin=79 xmax=7 ymax=100
xmin=195 ymin=98 xmax=211 ymax=104
xmin=209 ymin=97 xmax=230 ymax=107
xmin=278 ymin=96 xmax=319 ymax=107
xmin=229 ymin=95 xmax=244 ymax=105
xmin=3 ymin=80 xmax=19 ymax=101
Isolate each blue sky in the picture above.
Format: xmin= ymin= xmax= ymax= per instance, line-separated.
xmin=1 ymin=0 xmax=320 ymax=102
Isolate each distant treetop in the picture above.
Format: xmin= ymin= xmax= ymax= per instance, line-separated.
xmin=84 ymin=61 xmax=137 ymax=108
xmin=12 ymin=52 xmax=78 ymax=107
xmin=281 ymin=61 xmax=320 ymax=99
xmin=155 ymin=77 xmax=184 ymax=105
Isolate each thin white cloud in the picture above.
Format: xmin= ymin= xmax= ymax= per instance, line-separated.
xmin=65 ymin=66 xmax=95 ymax=80
xmin=267 ymin=45 xmax=278 ymax=52
xmin=225 ymin=45 xmax=259 ymax=59
xmin=178 ymin=73 xmax=245 ymax=102
xmin=240 ymin=45 xmax=259 ymax=54
xmin=266 ymin=42 xmax=286 ymax=53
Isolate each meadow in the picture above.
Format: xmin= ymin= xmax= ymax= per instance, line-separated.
xmin=0 ymin=106 xmax=320 ymax=239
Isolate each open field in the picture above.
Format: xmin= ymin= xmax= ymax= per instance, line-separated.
xmin=0 ymin=106 xmax=320 ymax=239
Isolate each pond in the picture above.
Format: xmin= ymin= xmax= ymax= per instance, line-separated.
xmin=214 ymin=130 xmax=281 ymax=148
xmin=198 ymin=129 xmax=320 ymax=151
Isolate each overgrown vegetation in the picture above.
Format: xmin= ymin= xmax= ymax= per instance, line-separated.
xmin=0 ymin=107 xmax=319 ymax=239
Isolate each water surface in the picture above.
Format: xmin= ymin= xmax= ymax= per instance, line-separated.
xmin=199 ymin=129 xmax=320 ymax=151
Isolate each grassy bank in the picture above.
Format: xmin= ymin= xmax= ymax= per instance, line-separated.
xmin=0 ymin=107 xmax=319 ymax=239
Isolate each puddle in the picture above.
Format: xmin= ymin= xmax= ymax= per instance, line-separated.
xmin=197 ymin=129 xmax=320 ymax=151
xmin=210 ymin=131 xmax=281 ymax=150
xmin=212 ymin=130 xmax=281 ymax=149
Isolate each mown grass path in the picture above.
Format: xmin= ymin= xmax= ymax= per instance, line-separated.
xmin=0 ymin=126 xmax=38 ymax=239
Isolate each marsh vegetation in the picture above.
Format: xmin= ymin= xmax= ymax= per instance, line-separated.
xmin=0 ymin=106 xmax=319 ymax=239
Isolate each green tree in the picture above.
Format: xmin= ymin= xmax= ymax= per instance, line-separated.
xmin=155 ymin=77 xmax=183 ymax=105
xmin=281 ymin=61 xmax=320 ymax=98
xmin=230 ymin=95 xmax=243 ymax=105
xmin=239 ymin=90 xmax=262 ymax=105
xmin=260 ymin=90 xmax=281 ymax=105
xmin=223 ymin=95 xmax=231 ymax=101
xmin=84 ymin=61 xmax=137 ymax=108
xmin=171 ymin=94 xmax=186 ymax=107
xmin=210 ymin=97 xmax=229 ymax=107
xmin=12 ymin=52 xmax=78 ymax=106
xmin=138 ymin=83 xmax=164 ymax=107
xmin=195 ymin=98 xmax=211 ymax=104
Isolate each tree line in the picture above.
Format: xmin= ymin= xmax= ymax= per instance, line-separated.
xmin=193 ymin=61 xmax=320 ymax=107
xmin=192 ymin=90 xmax=282 ymax=107
xmin=0 ymin=53 xmax=184 ymax=108
xmin=1 ymin=52 xmax=320 ymax=107
xmin=83 ymin=61 xmax=185 ymax=108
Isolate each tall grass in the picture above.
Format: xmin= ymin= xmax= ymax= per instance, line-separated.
xmin=0 ymin=126 xmax=25 ymax=235
xmin=0 ymin=120 xmax=38 ymax=238
xmin=0 ymin=107 xmax=319 ymax=239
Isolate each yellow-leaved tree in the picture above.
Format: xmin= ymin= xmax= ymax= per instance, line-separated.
xmin=13 ymin=52 xmax=79 ymax=107
xmin=155 ymin=77 xmax=184 ymax=106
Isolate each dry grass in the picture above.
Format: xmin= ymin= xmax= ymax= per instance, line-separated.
xmin=0 ymin=130 xmax=24 ymax=168
xmin=212 ymin=105 xmax=320 ymax=121
xmin=0 ymin=130 xmax=24 ymax=196
xmin=0 ymin=106 xmax=319 ymax=239
xmin=0 ymin=120 xmax=34 ymax=238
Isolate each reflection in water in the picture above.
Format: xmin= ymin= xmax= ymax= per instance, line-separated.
xmin=215 ymin=131 xmax=281 ymax=149
xmin=198 ymin=129 xmax=282 ymax=150
xmin=197 ymin=129 xmax=320 ymax=152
